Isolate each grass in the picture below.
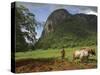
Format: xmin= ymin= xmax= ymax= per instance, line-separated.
xmin=16 ymin=49 xmax=61 ymax=60
xmin=15 ymin=46 xmax=97 ymax=61
xmin=15 ymin=46 xmax=97 ymax=73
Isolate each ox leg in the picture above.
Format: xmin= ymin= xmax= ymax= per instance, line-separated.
xmin=80 ymin=57 xmax=84 ymax=63
xmin=85 ymin=56 xmax=89 ymax=63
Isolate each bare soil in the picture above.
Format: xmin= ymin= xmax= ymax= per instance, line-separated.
xmin=16 ymin=58 xmax=97 ymax=73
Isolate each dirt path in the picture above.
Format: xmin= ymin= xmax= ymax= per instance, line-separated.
xmin=16 ymin=58 xmax=97 ymax=73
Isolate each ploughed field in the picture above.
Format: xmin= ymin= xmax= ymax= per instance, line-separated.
xmin=15 ymin=46 xmax=97 ymax=73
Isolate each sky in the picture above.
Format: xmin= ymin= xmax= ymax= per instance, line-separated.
xmin=16 ymin=2 xmax=97 ymax=39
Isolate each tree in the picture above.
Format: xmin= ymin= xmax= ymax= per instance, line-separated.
xmin=15 ymin=5 xmax=37 ymax=52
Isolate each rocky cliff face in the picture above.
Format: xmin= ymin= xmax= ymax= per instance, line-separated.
xmin=35 ymin=9 xmax=97 ymax=49
xmin=43 ymin=9 xmax=71 ymax=35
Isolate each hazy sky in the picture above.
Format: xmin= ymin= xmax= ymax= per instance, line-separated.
xmin=16 ymin=2 xmax=97 ymax=39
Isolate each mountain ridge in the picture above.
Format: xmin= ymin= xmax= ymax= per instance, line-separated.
xmin=35 ymin=9 xmax=97 ymax=49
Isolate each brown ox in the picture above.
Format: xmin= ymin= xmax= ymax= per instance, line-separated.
xmin=73 ymin=48 xmax=95 ymax=62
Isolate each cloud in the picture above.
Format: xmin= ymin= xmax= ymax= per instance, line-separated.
xmin=77 ymin=7 xmax=97 ymax=16
xmin=86 ymin=11 xmax=97 ymax=15
xmin=45 ymin=4 xmax=97 ymax=16
xmin=79 ymin=9 xmax=97 ymax=16
xmin=16 ymin=2 xmax=97 ymax=16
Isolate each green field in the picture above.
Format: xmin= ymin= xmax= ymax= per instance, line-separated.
xmin=15 ymin=46 xmax=97 ymax=73
xmin=15 ymin=46 xmax=97 ymax=61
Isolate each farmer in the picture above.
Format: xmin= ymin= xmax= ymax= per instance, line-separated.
xmin=61 ymin=47 xmax=65 ymax=60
